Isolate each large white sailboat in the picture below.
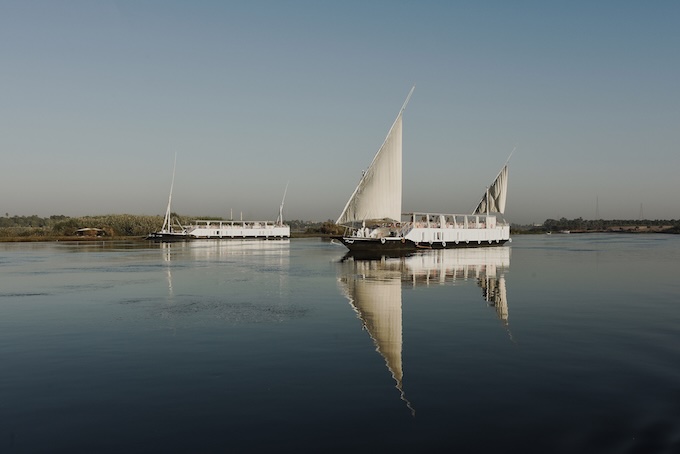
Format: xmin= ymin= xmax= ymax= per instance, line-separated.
xmin=335 ymin=87 xmax=511 ymax=254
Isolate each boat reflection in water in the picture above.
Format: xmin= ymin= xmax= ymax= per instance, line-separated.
xmin=337 ymin=247 xmax=511 ymax=416
xmin=158 ymin=239 xmax=291 ymax=298
xmin=159 ymin=238 xmax=291 ymax=261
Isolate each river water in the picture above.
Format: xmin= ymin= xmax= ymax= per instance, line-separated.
xmin=1 ymin=234 xmax=679 ymax=453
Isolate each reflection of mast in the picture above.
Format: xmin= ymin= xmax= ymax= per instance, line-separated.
xmin=161 ymin=242 xmax=174 ymax=295
xmin=339 ymin=260 xmax=415 ymax=416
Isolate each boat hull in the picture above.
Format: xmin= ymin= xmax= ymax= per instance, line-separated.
xmin=145 ymin=232 xmax=190 ymax=242
xmin=335 ymin=235 xmax=510 ymax=256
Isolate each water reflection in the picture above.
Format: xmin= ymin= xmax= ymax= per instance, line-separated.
xmin=155 ymin=240 xmax=292 ymax=322
xmin=337 ymin=247 xmax=511 ymax=416
xmin=159 ymin=239 xmax=291 ymax=262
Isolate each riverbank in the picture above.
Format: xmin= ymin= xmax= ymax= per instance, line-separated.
xmin=0 ymin=232 xmax=335 ymax=243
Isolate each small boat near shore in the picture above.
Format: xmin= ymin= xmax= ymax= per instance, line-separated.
xmin=334 ymin=86 xmax=511 ymax=254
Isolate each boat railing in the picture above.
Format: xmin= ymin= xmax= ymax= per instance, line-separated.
xmin=190 ymin=220 xmax=287 ymax=230
xmin=401 ymin=213 xmax=505 ymax=230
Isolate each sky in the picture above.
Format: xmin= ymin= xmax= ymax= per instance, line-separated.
xmin=2 ymin=1 xmax=679 ymax=224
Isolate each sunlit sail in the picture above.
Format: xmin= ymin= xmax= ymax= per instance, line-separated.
xmin=336 ymin=88 xmax=412 ymax=225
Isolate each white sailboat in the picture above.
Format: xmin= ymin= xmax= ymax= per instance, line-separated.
xmin=147 ymin=157 xmax=290 ymax=242
xmin=335 ymin=87 xmax=511 ymax=254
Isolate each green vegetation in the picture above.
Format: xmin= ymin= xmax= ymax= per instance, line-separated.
xmin=0 ymin=214 xmax=346 ymax=241
xmin=512 ymin=217 xmax=680 ymax=234
xmin=0 ymin=214 xmax=174 ymax=240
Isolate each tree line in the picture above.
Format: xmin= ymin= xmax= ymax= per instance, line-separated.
xmin=513 ymin=217 xmax=680 ymax=233
xmin=0 ymin=214 xmax=345 ymax=238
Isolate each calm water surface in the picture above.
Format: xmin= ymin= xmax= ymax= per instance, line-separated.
xmin=1 ymin=235 xmax=679 ymax=453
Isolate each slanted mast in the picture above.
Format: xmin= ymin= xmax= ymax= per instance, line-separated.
xmin=162 ymin=153 xmax=178 ymax=233
xmin=336 ymin=86 xmax=415 ymax=226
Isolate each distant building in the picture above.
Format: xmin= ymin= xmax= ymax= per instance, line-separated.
xmin=75 ymin=228 xmax=106 ymax=237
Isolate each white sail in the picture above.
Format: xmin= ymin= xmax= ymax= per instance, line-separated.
xmin=336 ymin=87 xmax=414 ymax=225
xmin=473 ymin=163 xmax=508 ymax=215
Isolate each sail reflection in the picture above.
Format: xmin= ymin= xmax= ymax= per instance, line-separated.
xmin=337 ymin=247 xmax=511 ymax=415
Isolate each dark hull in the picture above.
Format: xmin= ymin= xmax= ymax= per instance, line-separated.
xmin=334 ymin=236 xmax=509 ymax=258
xmin=145 ymin=233 xmax=190 ymax=242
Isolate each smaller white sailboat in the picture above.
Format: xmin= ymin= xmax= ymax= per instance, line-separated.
xmin=147 ymin=157 xmax=290 ymax=241
xmin=335 ymin=87 xmax=511 ymax=254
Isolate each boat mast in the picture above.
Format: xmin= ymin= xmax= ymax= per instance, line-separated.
xmin=277 ymin=181 xmax=289 ymax=226
xmin=162 ymin=153 xmax=177 ymax=233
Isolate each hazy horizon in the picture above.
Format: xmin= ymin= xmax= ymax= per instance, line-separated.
xmin=2 ymin=2 xmax=679 ymax=224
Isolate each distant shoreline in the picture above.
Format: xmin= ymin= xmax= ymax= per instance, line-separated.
xmin=0 ymin=232 xmax=335 ymax=243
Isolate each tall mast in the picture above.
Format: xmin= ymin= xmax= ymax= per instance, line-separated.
xmin=162 ymin=153 xmax=177 ymax=232
xmin=277 ymin=181 xmax=289 ymax=226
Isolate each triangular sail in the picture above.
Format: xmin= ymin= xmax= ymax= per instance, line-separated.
xmin=473 ymin=163 xmax=508 ymax=215
xmin=336 ymin=87 xmax=414 ymax=226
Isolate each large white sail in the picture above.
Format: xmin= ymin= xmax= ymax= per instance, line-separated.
xmin=336 ymin=87 xmax=414 ymax=226
xmin=473 ymin=163 xmax=508 ymax=215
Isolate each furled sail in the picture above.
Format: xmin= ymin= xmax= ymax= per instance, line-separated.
xmin=336 ymin=87 xmax=414 ymax=226
xmin=473 ymin=163 xmax=508 ymax=215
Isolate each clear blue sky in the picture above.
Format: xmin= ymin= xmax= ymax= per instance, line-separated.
xmin=2 ymin=1 xmax=679 ymax=224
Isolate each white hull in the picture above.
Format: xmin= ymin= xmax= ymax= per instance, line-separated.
xmin=339 ymin=212 xmax=510 ymax=253
xmin=185 ymin=220 xmax=290 ymax=239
